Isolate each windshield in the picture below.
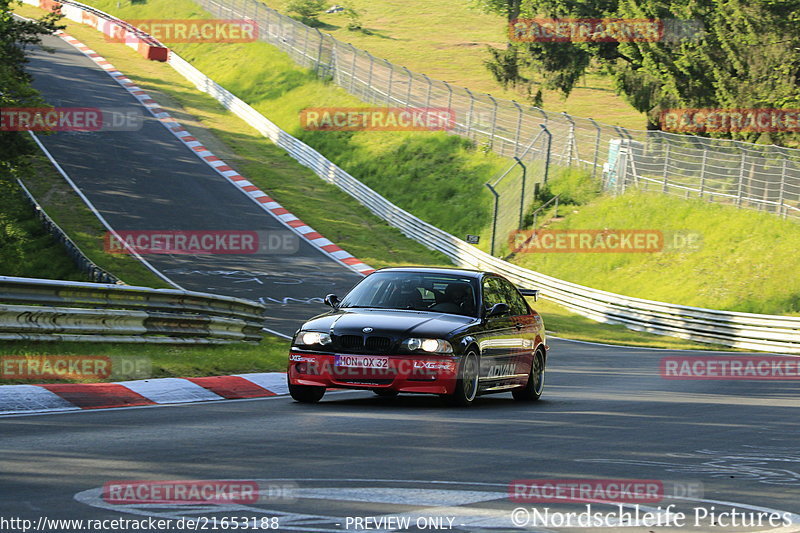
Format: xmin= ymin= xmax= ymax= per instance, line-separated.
xmin=339 ymin=271 xmax=480 ymax=317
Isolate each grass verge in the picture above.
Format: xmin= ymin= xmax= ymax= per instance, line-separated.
xmin=258 ymin=0 xmax=647 ymax=129
xmin=513 ymin=183 xmax=800 ymax=315
xmin=0 ymin=174 xmax=86 ymax=281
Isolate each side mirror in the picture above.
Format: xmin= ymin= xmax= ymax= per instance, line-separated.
xmin=486 ymin=302 xmax=509 ymax=318
xmin=517 ymin=288 xmax=539 ymax=302
xmin=324 ymin=294 xmax=340 ymax=308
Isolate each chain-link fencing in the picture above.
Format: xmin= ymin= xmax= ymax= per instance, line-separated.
xmin=196 ymin=0 xmax=800 ymax=220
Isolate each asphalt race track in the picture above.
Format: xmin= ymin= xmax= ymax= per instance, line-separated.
xmin=24 ymin=33 xmax=363 ymax=336
xmin=1 ymin=340 xmax=799 ymax=532
xmin=4 ymin=28 xmax=799 ymax=533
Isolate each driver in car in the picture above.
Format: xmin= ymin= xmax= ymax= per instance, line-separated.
xmin=433 ymin=283 xmax=473 ymax=314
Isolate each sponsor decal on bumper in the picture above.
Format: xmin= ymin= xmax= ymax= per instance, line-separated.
xmin=288 ymin=353 xmax=458 ymax=393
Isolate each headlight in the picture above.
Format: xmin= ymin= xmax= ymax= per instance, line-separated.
xmin=403 ymin=338 xmax=453 ymax=353
xmin=299 ymin=331 xmax=332 ymax=346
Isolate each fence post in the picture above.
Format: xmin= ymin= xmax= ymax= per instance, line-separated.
xmin=485 ymin=183 xmax=500 ymax=256
xmin=301 ymin=25 xmax=311 ymax=64
xmin=487 ymin=94 xmax=498 ymax=149
xmin=366 ymin=52 xmax=375 ymax=102
xmin=699 ymin=148 xmax=707 ymax=197
xmin=620 ymin=146 xmax=629 ymax=194
xmin=737 ymin=152 xmax=746 ymax=207
xmin=313 ymin=29 xmax=325 ymax=75
xmin=289 ymin=17 xmax=297 ymax=52
xmin=778 ymin=158 xmax=787 ymax=217
xmin=422 ymin=74 xmax=433 ymax=108
xmin=465 ymin=88 xmax=475 ymax=137
xmin=512 ymin=101 xmax=523 ymax=157
xmin=402 ymin=66 xmax=413 ymax=107
xmin=444 ymin=81 xmax=453 ymax=112
xmin=264 ymin=3 xmax=272 ymax=41
xmin=561 ymin=112 xmax=576 ymax=166
xmin=540 ymin=124 xmax=552 ymax=184
xmin=662 ymin=143 xmax=670 ymax=193
xmin=349 ymin=44 xmax=358 ymax=92
xmin=588 ymin=118 xmax=601 ymax=179
xmin=384 ymin=59 xmax=393 ymax=105
xmin=515 ymin=156 xmax=527 ymax=228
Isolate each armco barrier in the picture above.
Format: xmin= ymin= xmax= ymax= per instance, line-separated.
xmin=16 ymin=179 xmax=120 ymax=285
xmin=31 ymin=0 xmax=800 ymax=353
xmin=22 ymin=0 xmax=169 ymax=61
xmin=0 ymin=277 xmax=266 ymax=343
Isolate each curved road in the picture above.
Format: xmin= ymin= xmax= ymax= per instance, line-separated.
xmin=25 ymin=32 xmax=363 ymax=336
xmin=3 ymin=26 xmax=799 ymax=533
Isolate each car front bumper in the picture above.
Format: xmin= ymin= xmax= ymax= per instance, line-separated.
xmin=288 ymin=352 xmax=460 ymax=395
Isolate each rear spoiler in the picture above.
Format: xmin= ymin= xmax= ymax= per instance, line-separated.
xmin=517 ymin=288 xmax=539 ymax=301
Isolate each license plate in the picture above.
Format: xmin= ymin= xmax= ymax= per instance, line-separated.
xmin=335 ymin=355 xmax=390 ymax=369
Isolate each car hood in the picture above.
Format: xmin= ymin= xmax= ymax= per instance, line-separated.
xmin=302 ymin=308 xmax=477 ymax=339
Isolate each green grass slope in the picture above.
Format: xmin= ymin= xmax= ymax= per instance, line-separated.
xmin=513 ymin=181 xmax=800 ymax=315
xmin=0 ymin=177 xmax=86 ymax=281
xmin=259 ymin=0 xmax=647 ymax=128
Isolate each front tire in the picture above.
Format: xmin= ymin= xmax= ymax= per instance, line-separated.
xmin=289 ymin=382 xmax=326 ymax=403
xmin=513 ymin=349 xmax=545 ymax=401
xmin=444 ymin=350 xmax=480 ymax=407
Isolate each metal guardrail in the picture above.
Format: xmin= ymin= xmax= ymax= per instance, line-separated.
xmin=16 ymin=179 xmax=120 ymax=285
xmin=163 ymin=48 xmax=800 ymax=353
xmin=530 ymin=195 xmax=560 ymax=230
xmin=0 ymin=277 xmax=266 ymax=343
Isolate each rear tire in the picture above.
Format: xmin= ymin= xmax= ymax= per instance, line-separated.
xmin=444 ymin=350 xmax=480 ymax=407
xmin=513 ymin=350 xmax=545 ymax=401
xmin=289 ymin=382 xmax=326 ymax=403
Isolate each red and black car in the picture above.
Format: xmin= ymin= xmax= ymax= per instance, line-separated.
xmin=287 ymin=267 xmax=548 ymax=406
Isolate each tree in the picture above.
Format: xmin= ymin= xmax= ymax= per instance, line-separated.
xmin=0 ymin=0 xmax=63 ymax=179
xmin=476 ymin=0 xmax=800 ymax=144
xmin=286 ymin=0 xmax=329 ymax=26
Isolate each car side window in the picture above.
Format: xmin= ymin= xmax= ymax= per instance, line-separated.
xmin=500 ymin=278 xmax=529 ymax=316
xmin=482 ymin=277 xmax=509 ymax=315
